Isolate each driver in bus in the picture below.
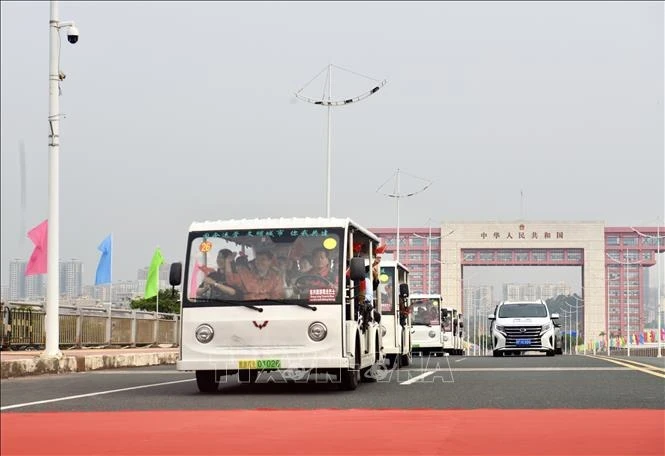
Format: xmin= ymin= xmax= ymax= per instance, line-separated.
xmin=197 ymin=249 xmax=239 ymax=299
xmin=224 ymin=249 xmax=285 ymax=300
xmin=308 ymin=248 xmax=338 ymax=285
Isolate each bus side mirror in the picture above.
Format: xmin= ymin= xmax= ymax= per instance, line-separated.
xmin=169 ymin=262 xmax=182 ymax=287
xmin=349 ymin=257 xmax=366 ymax=281
xmin=399 ymin=283 xmax=409 ymax=298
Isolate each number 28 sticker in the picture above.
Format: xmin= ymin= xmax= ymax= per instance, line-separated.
xmin=199 ymin=240 xmax=213 ymax=253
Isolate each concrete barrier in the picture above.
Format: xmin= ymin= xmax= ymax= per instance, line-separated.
xmin=1 ymin=348 xmax=179 ymax=379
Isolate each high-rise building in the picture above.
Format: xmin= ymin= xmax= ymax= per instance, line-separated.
xmin=60 ymin=259 xmax=83 ymax=298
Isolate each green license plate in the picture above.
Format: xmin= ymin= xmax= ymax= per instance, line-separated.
xmin=238 ymin=359 xmax=281 ymax=369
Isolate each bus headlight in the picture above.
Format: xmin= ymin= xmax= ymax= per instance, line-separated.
xmin=381 ymin=325 xmax=387 ymax=337
xmin=308 ymin=322 xmax=327 ymax=342
xmin=442 ymin=335 xmax=449 ymax=341
xmin=428 ymin=330 xmax=436 ymax=338
xmin=195 ymin=324 xmax=214 ymax=344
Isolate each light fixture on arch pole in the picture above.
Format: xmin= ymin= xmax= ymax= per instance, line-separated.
xmin=295 ymin=64 xmax=387 ymax=217
xmin=376 ymin=169 xmax=433 ymax=263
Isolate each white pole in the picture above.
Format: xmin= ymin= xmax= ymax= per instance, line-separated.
xmin=627 ymin=261 xmax=631 ymax=357
xmin=607 ymin=272 xmax=611 ymax=356
xmin=325 ymin=65 xmax=332 ymax=218
xmin=575 ymin=301 xmax=578 ymax=354
xmin=564 ymin=311 xmax=568 ymax=355
xmin=395 ymin=169 xmax=400 ymax=264
xmin=657 ymin=221 xmax=662 ymax=358
xmin=45 ymin=0 xmax=61 ymax=358
xmin=428 ymin=221 xmax=432 ymax=295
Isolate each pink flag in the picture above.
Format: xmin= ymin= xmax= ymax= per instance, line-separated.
xmin=189 ymin=261 xmax=203 ymax=299
xmin=25 ymin=219 xmax=48 ymax=276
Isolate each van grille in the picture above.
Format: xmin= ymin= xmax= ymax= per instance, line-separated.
xmin=503 ymin=325 xmax=542 ymax=348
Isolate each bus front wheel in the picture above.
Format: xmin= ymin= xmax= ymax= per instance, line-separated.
xmin=195 ymin=370 xmax=218 ymax=393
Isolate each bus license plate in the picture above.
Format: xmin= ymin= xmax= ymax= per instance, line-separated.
xmin=516 ymin=339 xmax=531 ymax=346
xmin=238 ymin=359 xmax=281 ymax=369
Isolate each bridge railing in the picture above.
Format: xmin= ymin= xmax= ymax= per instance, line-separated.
xmin=0 ymin=303 xmax=179 ymax=350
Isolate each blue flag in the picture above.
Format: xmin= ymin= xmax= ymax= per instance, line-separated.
xmin=95 ymin=234 xmax=113 ymax=285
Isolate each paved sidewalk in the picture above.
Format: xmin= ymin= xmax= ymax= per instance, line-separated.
xmin=1 ymin=347 xmax=179 ymax=379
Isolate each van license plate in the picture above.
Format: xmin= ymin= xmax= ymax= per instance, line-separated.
xmin=516 ymin=339 xmax=531 ymax=346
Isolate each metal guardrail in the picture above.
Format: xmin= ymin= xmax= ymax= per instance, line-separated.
xmin=0 ymin=303 xmax=180 ymax=350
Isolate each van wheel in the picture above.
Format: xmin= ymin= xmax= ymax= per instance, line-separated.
xmin=400 ymin=353 xmax=411 ymax=367
xmin=195 ymin=370 xmax=218 ymax=393
xmin=546 ymin=350 xmax=555 ymax=357
xmin=492 ymin=350 xmax=502 ymax=357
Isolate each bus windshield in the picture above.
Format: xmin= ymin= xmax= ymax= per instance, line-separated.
xmin=184 ymin=228 xmax=343 ymax=306
xmin=379 ymin=267 xmax=395 ymax=315
xmin=411 ymin=298 xmax=440 ymax=325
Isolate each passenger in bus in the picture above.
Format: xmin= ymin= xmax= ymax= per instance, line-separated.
xmin=197 ymin=249 xmax=239 ymax=299
xmin=224 ymin=250 xmax=285 ymax=300
xmin=380 ymin=281 xmax=393 ymax=312
xmin=309 ymin=248 xmax=338 ymax=284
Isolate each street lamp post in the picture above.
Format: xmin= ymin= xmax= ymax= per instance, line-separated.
xmin=376 ymin=170 xmax=432 ymax=263
xmin=412 ymin=224 xmax=454 ymax=294
xmin=295 ymin=65 xmax=386 ymax=217
xmin=45 ymin=0 xmax=78 ymax=358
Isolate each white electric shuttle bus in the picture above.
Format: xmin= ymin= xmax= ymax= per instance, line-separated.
xmin=169 ymin=217 xmax=385 ymax=392
xmin=409 ymin=293 xmax=445 ymax=356
xmin=440 ymin=306 xmax=464 ymax=355
xmin=378 ymin=260 xmax=412 ymax=368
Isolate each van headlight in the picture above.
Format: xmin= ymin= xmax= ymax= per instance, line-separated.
xmin=195 ymin=324 xmax=214 ymax=343
xmin=495 ymin=325 xmax=505 ymax=332
xmin=308 ymin=322 xmax=327 ymax=342
xmin=428 ymin=330 xmax=436 ymax=338
xmin=541 ymin=322 xmax=552 ymax=333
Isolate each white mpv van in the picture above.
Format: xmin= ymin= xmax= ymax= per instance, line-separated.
xmin=489 ymin=300 xmax=559 ymax=357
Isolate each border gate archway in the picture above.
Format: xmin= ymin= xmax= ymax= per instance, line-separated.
xmin=440 ymin=222 xmax=607 ymax=345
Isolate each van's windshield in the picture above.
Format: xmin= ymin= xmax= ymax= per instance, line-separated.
xmin=498 ymin=303 xmax=548 ymax=318
xmin=183 ymin=228 xmax=344 ymax=306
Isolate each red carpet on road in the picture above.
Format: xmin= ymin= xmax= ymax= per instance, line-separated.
xmin=2 ymin=409 xmax=663 ymax=455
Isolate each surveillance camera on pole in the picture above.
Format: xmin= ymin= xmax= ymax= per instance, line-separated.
xmin=44 ymin=0 xmax=79 ymax=359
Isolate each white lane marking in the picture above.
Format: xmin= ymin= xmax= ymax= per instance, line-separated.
xmin=454 ymin=358 xmax=467 ymax=363
xmin=0 ymin=379 xmax=195 ymax=411
xmin=400 ymin=371 xmax=434 ymax=385
xmin=401 ymin=367 xmax=632 ymax=372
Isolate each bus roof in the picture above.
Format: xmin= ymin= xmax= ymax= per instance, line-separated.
xmin=409 ymin=293 xmax=443 ymax=299
xmin=188 ymin=217 xmax=380 ymax=242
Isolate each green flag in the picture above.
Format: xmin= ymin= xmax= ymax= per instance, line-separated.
xmin=145 ymin=247 xmax=164 ymax=299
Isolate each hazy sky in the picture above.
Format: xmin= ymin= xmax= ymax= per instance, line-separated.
xmin=1 ymin=1 xmax=663 ymax=286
